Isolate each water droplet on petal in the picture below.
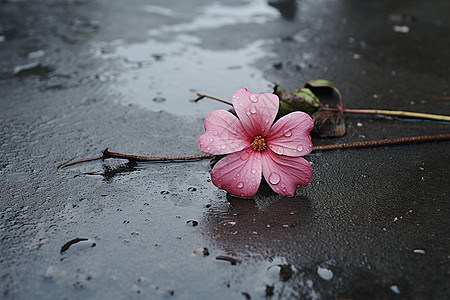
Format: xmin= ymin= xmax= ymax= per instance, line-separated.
xmin=213 ymin=130 xmax=219 ymax=136
xmin=221 ymin=145 xmax=226 ymax=149
xmin=246 ymin=111 xmax=251 ymax=116
xmin=250 ymin=106 xmax=257 ymax=114
xmin=284 ymin=131 xmax=292 ymax=137
xmin=297 ymin=144 xmax=303 ymax=152
xmin=237 ymin=181 xmax=244 ymax=189
xmin=251 ymin=169 xmax=256 ymax=174
xmin=265 ymin=119 xmax=269 ymax=123
xmin=236 ymin=173 xmax=240 ymax=177
xmin=269 ymin=172 xmax=281 ymax=185
xmin=249 ymin=94 xmax=258 ymax=103
xmin=210 ymin=138 xmax=214 ymax=142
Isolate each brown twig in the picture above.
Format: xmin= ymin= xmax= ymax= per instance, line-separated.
xmin=312 ymin=133 xmax=450 ymax=151
xmin=58 ymin=134 xmax=450 ymax=168
xmin=58 ymin=148 xmax=213 ymax=169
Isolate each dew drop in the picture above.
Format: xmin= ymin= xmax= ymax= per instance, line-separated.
xmin=213 ymin=130 xmax=219 ymax=136
xmin=236 ymin=173 xmax=240 ymax=177
xmin=246 ymin=111 xmax=251 ymax=116
xmin=269 ymin=172 xmax=281 ymax=185
xmin=390 ymin=285 xmax=400 ymax=294
xmin=237 ymin=181 xmax=244 ymax=189
xmin=284 ymin=131 xmax=292 ymax=137
xmin=250 ymin=106 xmax=257 ymax=114
xmin=317 ymin=267 xmax=333 ymax=281
xmin=249 ymin=94 xmax=258 ymax=103
xmin=265 ymin=119 xmax=269 ymax=123
xmin=297 ymin=144 xmax=303 ymax=152
xmin=210 ymin=138 xmax=214 ymax=142
xmin=251 ymin=169 xmax=256 ymax=174
xmin=221 ymin=145 xmax=226 ymax=149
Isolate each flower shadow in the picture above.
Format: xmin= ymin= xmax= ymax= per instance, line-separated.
xmin=84 ymin=161 xmax=137 ymax=183
xmin=202 ymin=193 xmax=313 ymax=258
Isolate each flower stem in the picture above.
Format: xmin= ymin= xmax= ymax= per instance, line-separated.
xmin=322 ymin=107 xmax=450 ymax=121
xmin=194 ymin=92 xmax=450 ymax=121
xmin=58 ymin=134 xmax=450 ymax=168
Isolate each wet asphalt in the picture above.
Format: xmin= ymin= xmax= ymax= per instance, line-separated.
xmin=1 ymin=0 xmax=449 ymax=299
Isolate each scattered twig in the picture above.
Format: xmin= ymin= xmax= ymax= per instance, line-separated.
xmin=58 ymin=134 xmax=450 ymax=168
xmin=215 ymin=255 xmax=241 ymax=265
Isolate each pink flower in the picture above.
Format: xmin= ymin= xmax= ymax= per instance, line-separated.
xmin=198 ymin=88 xmax=314 ymax=197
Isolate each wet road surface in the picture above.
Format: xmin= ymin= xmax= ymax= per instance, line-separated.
xmin=1 ymin=0 xmax=449 ymax=299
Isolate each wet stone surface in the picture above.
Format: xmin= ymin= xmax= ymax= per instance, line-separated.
xmin=1 ymin=0 xmax=449 ymax=299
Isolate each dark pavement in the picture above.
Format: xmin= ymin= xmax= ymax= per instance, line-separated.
xmin=1 ymin=0 xmax=449 ymax=299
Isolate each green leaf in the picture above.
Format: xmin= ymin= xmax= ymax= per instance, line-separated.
xmin=304 ymin=79 xmax=336 ymax=88
xmin=294 ymin=88 xmax=322 ymax=107
xmin=304 ymin=79 xmax=343 ymax=105
xmin=275 ymin=89 xmax=321 ymax=116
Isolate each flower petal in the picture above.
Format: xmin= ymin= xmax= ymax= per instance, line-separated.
xmin=232 ymin=88 xmax=279 ymax=137
xmin=211 ymin=148 xmax=262 ymax=197
xmin=261 ymin=149 xmax=312 ymax=196
xmin=267 ymin=111 xmax=314 ymax=157
xmin=198 ymin=110 xmax=251 ymax=155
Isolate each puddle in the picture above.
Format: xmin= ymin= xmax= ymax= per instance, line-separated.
xmin=113 ymin=37 xmax=272 ymax=117
xmin=97 ymin=1 xmax=279 ymax=117
xmin=147 ymin=1 xmax=279 ymax=35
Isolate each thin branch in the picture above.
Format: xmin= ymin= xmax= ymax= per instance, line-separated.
xmin=312 ymin=133 xmax=450 ymax=151
xmin=194 ymin=93 xmax=233 ymax=106
xmin=58 ymin=134 xmax=450 ymax=168
xmin=58 ymin=148 xmax=213 ymax=169
xmin=322 ymin=107 xmax=450 ymax=121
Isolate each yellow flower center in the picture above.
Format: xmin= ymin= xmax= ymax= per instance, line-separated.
xmin=251 ymin=135 xmax=267 ymax=152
